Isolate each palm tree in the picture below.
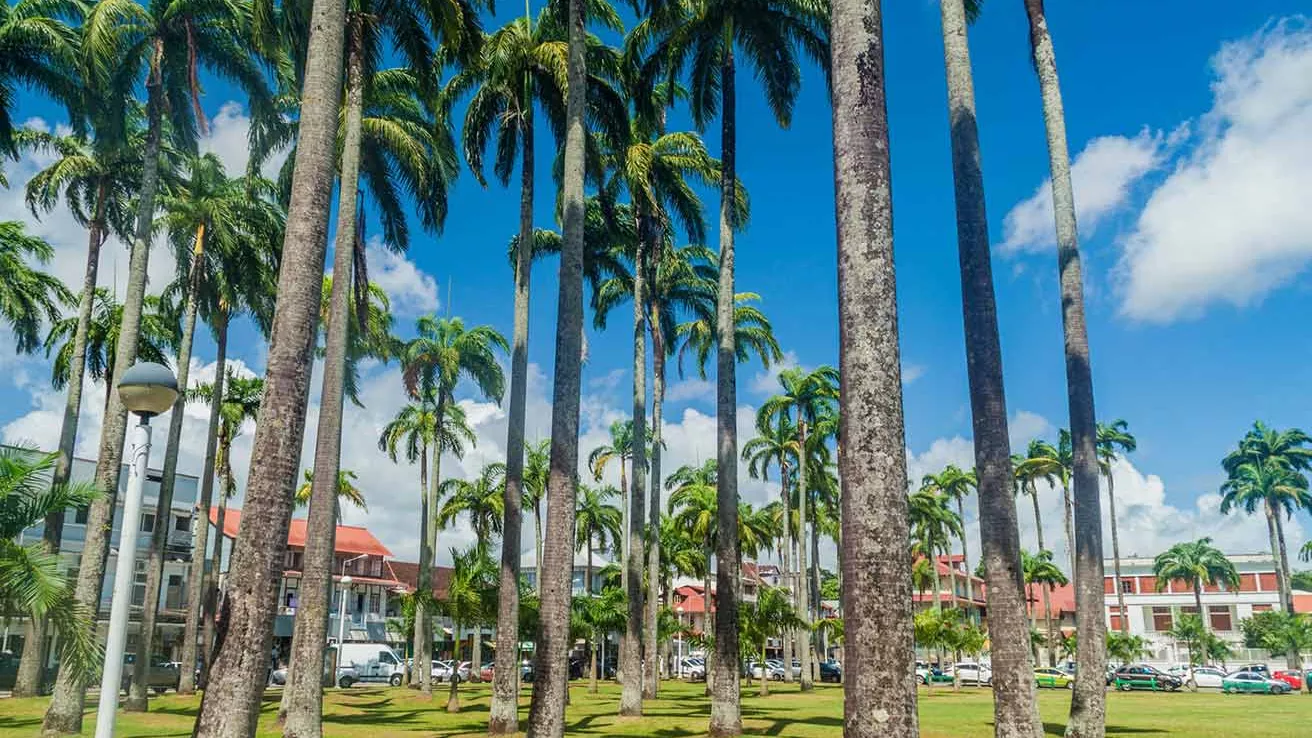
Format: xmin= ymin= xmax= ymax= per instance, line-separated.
xmin=0 ymin=448 xmax=102 ymax=687
xmin=575 ymin=484 xmax=623 ymax=597
xmin=1021 ymin=549 xmax=1068 ymax=667
xmin=1052 ymin=430 xmax=1077 ymax=573
xmin=642 ymin=0 xmax=826 ymax=726
xmin=1152 ymin=538 xmax=1239 ymax=633
xmin=49 ymin=0 xmax=274 ymax=729
xmin=9 ymin=112 xmax=150 ymax=695
xmin=588 ymin=419 xmax=637 ymax=545
xmin=740 ymin=586 xmax=803 ymax=697
xmin=186 ymin=371 xmax=264 ymax=675
xmin=0 ymin=0 xmax=80 ymax=155
xmin=1222 ymin=458 xmax=1311 ymax=608
xmin=760 ymin=366 xmax=838 ymax=691
xmin=666 ymin=459 xmax=718 ymax=685
xmin=522 ymin=0 xmax=602 ymax=722
xmin=1097 ymin=418 xmax=1137 ymax=633
xmin=188 ymin=0 xmax=350 ymax=720
xmin=439 ymin=463 xmax=508 ymax=544
xmin=921 ymin=465 xmax=978 ymax=605
xmin=1222 ymin=422 xmax=1312 ymax=614
xmin=294 ymin=469 xmax=369 ymax=519
xmin=933 ymin=0 xmax=1040 ymax=731
xmin=441 ymin=545 xmax=497 ymax=713
xmin=1016 ymin=0 xmax=1109 ymax=726
xmin=131 ymin=152 xmax=281 ymax=711
xmin=0 ymin=222 xmax=70 ymax=354
xmin=743 ymin=416 xmax=799 ymax=679
xmin=908 ymin=487 xmax=963 ymax=611
xmin=523 ymin=438 xmax=550 ymax=596
xmin=445 ymin=11 xmax=569 ymax=724
xmin=43 ymin=290 xmax=177 ymax=410
xmin=1015 ymin=439 xmax=1061 ymax=556
xmin=575 ymin=585 xmax=627 ymax=694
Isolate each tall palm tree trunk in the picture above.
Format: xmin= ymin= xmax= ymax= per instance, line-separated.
xmin=1030 ymin=486 xmax=1045 ymax=553
xmin=703 ymin=553 xmax=713 ymax=696
xmin=43 ymin=68 xmax=166 ymax=736
xmin=1106 ymin=472 xmax=1127 ymax=633
xmin=191 ymin=0 xmax=347 ymax=724
xmin=524 ymin=0 xmax=585 ymax=727
xmin=1272 ymin=510 xmax=1294 ymax=614
xmin=422 ymin=407 xmax=448 ymax=696
xmin=937 ymin=1 xmax=1041 ymax=736
xmin=12 ymin=192 xmax=107 ymax=698
xmin=178 ymin=315 xmax=227 ymax=696
xmin=535 ymin=501 xmax=543 ymax=598
xmin=709 ymin=43 xmax=742 ymax=737
xmin=1014 ymin=0 xmax=1110 ymax=714
xmin=127 ymin=223 xmax=207 ymax=712
xmin=490 ymin=102 xmax=534 ymax=736
xmin=620 ymin=215 xmax=648 ymax=716
xmin=203 ymin=431 xmax=232 ymax=675
xmin=1061 ymin=482 xmax=1075 ymax=575
xmin=829 ymin=5 xmax=918 ymax=727
xmin=796 ymin=421 xmax=813 ymax=691
xmin=644 ymin=319 xmax=665 ymax=698
xmin=780 ymin=466 xmax=794 ymax=683
xmin=281 ymin=26 xmax=366 ymax=737
xmin=414 ymin=446 xmax=431 ymax=694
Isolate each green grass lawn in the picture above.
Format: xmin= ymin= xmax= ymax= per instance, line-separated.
xmin=2 ymin=681 xmax=1308 ymax=737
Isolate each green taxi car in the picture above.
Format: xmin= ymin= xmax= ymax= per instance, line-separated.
xmin=1221 ymin=671 xmax=1291 ymax=694
xmin=1035 ymin=667 xmax=1074 ymax=689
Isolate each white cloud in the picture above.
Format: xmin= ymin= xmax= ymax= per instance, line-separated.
xmin=363 ymin=240 xmax=440 ymax=317
xmin=901 ymin=363 xmax=926 ymax=385
xmin=663 ymin=377 xmax=714 ymax=404
xmin=199 ymin=101 xmax=289 ymax=180
xmin=748 ymin=350 xmax=799 ymax=396
xmin=1001 ymin=129 xmax=1169 ymax=254
xmin=1116 ymin=20 xmax=1312 ymax=320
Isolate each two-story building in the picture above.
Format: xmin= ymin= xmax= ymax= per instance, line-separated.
xmin=208 ymin=508 xmax=405 ymax=663
xmin=11 ymin=446 xmax=199 ymax=666
xmin=1104 ymin=553 xmax=1312 ymax=666
xmin=912 ymin=554 xmax=987 ymax=624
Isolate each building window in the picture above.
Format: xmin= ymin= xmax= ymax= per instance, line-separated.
xmin=141 ymin=513 xmax=155 ymax=533
xmin=371 ymin=558 xmax=382 ymax=577
xmin=1208 ymin=606 xmax=1233 ymax=632
xmin=369 ymin=592 xmax=381 ymax=614
xmin=1120 ymin=579 xmax=1134 ymax=594
xmin=175 ymin=515 xmax=190 ymax=532
xmin=1252 ymin=603 xmax=1272 ymax=613
xmin=1151 ymin=606 xmax=1173 ymax=632
xmin=74 ymin=506 xmax=89 ymax=525
xmin=132 ymin=560 xmax=148 ymax=607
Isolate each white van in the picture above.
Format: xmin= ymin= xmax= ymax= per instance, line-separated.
xmin=330 ymin=643 xmax=407 ymax=686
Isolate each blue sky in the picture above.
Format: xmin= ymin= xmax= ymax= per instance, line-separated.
xmin=3 ymin=1 xmax=1310 ymax=565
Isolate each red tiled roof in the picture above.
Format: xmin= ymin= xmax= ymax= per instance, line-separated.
xmin=674 ymin=584 xmax=715 ymax=614
xmin=210 ymin=507 xmax=392 ymax=557
xmin=388 ymin=560 xmax=453 ymax=600
xmin=1026 ymin=582 xmax=1076 ymax=617
xmin=1294 ymin=594 xmax=1312 ymax=614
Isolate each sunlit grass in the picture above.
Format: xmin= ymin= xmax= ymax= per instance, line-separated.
xmin=1 ymin=680 xmax=1308 ymax=736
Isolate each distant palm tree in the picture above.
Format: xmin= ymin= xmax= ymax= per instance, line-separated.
xmin=575 ymin=484 xmax=623 ymax=599
xmin=1022 ymin=549 xmax=1068 ymax=666
xmin=743 ymin=416 xmax=799 ymax=680
xmin=740 ymin=586 xmax=803 ymax=697
xmin=379 ymin=390 xmax=474 ymax=695
xmin=0 ymin=221 xmax=70 ymax=354
xmin=1097 ymin=419 xmax=1137 ymax=632
xmin=1152 ymin=538 xmax=1239 ymax=633
xmin=187 ymin=371 xmax=265 ymax=676
xmin=1221 ymin=458 xmax=1311 ymax=612
xmin=588 ymin=419 xmax=637 ymax=548
xmin=438 ymin=463 xmax=507 ymax=544
xmin=908 ymin=487 xmax=963 ymax=609
xmin=523 ymin=438 xmax=550 ymax=596
xmin=575 ymin=585 xmax=627 ymax=694
xmin=1222 ymin=422 xmax=1312 ymax=614
xmin=1015 ymin=438 xmax=1062 ymax=556
xmin=921 ymin=465 xmax=978 ymax=603
xmin=294 ymin=469 xmax=368 ymax=519
xmin=441 ymin=545 xmax=497 ymax=713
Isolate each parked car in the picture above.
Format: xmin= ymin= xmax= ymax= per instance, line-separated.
xmin=914 ymin=662 xmax=953 ymax=685
xmin=818 ymin=660 xmax=842 ymax=684
xmin=1184 ymin=666 xmax=1227 ymax=690
xmin=433 ymin=660 xmax=472 ymax=683
xmin=950 ymin=661 xmax=992 ymax=686
xmin=679 ymin=657 xmax=706 ymax=680
xmin=1237 ymin=663 xmax=1270 ymax=676
xmin=478 ymin=662 xmax=495 ymax=682
xmin=1112 ymin=664 xmax=1182 ymax=692
xmin=0 ymin=651 xmax=56 ymax=692
xmin=272 ymin=664 xmax=359 ymax=688
xmin=746 ymin=660 xmax=784 ymax=681
xmin=330 ymin=643 xmax=407 ymax=687
xmin=1034 ymin=667 xmax=1074 ymax=689
xmin=120 ymin=655 xmax=180 ymax=694
xmin=1222 ymin=670 xmax=1291 ymax=694
xmin=1272 ymin=670 xmax=1303 ymax=690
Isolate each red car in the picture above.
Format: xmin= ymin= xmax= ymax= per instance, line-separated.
xmin=1272 ymin=670 xmax=1303 ymax=690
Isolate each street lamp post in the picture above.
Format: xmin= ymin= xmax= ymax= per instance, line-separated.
xmin=675 ymin=605 xmax=685 ymax=679
xmin=94 ymin=363 xmax=178 ymax=738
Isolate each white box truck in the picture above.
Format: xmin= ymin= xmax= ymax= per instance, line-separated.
xmin=330 ymin=643 xmax=407 ymax=687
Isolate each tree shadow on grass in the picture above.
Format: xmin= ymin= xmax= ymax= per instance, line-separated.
xmin=1041 ymin=722 xmax=1166 ymax=736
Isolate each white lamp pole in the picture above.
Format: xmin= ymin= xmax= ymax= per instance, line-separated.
xmin=95 ymin=363 xmax=177 ymax=738
xmin=336 ymin=554 xmax=367 ymax=646
xmin=676 ymin=605 xmax=684 ymax=679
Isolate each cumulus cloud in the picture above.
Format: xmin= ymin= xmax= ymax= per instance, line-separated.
xmin=1116 ymin=20 xmax=1312 ymax=320
xmin=1001 ymin=129 xmax=1170 ymax=254
xmin=362 ymin=240 xmax=440 ymax=317
xmin=199 ymin=101 xmax=289 ymax=180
